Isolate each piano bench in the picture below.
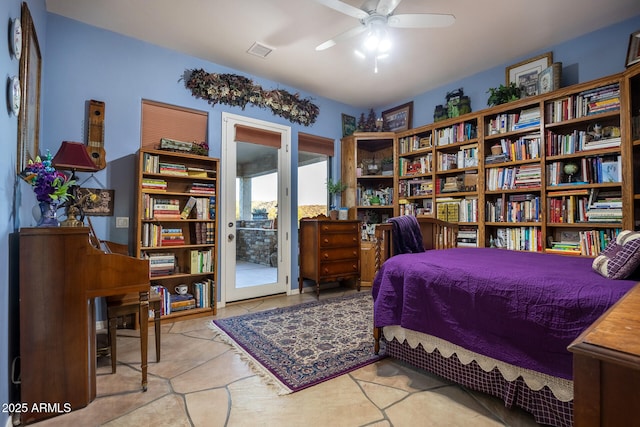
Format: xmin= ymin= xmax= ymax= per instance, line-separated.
xmin=107 ymin=292 xmax=162 ymax=374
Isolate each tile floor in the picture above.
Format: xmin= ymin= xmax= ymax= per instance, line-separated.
xmin=30 ymin=288 xmax=542 ymax=427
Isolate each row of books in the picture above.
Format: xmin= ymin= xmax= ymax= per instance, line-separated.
xmin=189 ymin=182 xmax=216 ymax=194
xmin=546 ymin=155 xmax=621 ymax=186
xmin=398 ymin=200 xmax=433 ymax=216
xmin=546 ymin=188 xmax=622 ymax=224
xmin=180 ymin=196 xmax=216 ymax=220
xmin=546 ymin=229 xmax=618 ymax=257
xmin=435 ymin=121 xmax=477 ymax=146
xmin=142 ymin=177 xmax=167 ymax=191
xmin=190 ymin=248 xmax=214 ymax=273
xmin=457 ymin=226 xmax=478 ymax=247
xmin=485 ymin=164 xmax=541 ymax=191
xmin=435 ymin=145 xmax=479 ymax=171
xmin=398 ymin=178 xmax=433 ymax=198
xmin=545 ymin=83 xmax=620 ymax=123
xmin=486 ymin=194 xmax=541 ymax=223
xmin=141 ymin=194 xmax=216 ymax=221
xmin=490 ymin=226 xmax=542 ymax=252
xmin=487 ymin=134 xmax=541 ymax=164
xmin=399 ymin=155 xmax=432 ymax=176
xmin=151 ymin=280 xmax=214 ymax=315
xmin=145 ymin=252 xmax=176 ymax=277
xmin=436 ymin=198 xmax=460 ymax=222
xmin=545 ymin=129 xmax=621 ymax=156
xmin=141 ymin=222 xmax=215 ymax=247
xmin=486 ymin=107 xmax=540 ymax=135
xmin=398 ymin=134 xmax=432 ymax=154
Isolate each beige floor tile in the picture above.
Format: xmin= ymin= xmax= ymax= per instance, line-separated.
xmin=386 ymin=386 xmax=504 ymax=427
xmin=102 ymin=394 xmax=190 ymax=427
xmin=171 ymin=350 xmax=254 ymax=394
xmin=352 ymin=358 xmax=450 ymax=392
xmin=227 ymin=374 xmax=385 ymax=427
xmin=185 ymin=388 xmax=230 ymax=427
xmin=359 ymin=380 xmax=410 ymax=409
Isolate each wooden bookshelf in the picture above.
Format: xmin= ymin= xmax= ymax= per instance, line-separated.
xmin=135 ymin=148 xmax=219 ymax=321
xmin=343 ymin=70 xmax=637 ymax=257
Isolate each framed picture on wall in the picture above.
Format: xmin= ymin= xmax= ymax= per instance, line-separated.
xmin=626 ymin=29 xmax=640 ymax=67
xmin=506 ymin=52 xmax=552 ymax=98
xmin=78 ymin=188 xmax=115 ymax=216
xmin=341 ymin=113 xmax=356 ymax=137
xmin=16 ymin=2 xmax=42 ymax=174
xmin=382 ymin=101 xmax=413 ymax=132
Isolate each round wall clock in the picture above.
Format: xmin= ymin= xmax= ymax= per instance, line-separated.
xmin=10 ymin=18 xmax=22 ymax=60
xmin=8 ymin=76 xmax=21 ymax=116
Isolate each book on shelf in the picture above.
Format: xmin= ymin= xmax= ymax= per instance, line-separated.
xmin=158 ymin=162 xmax=188 ymax=176
xmin=181 ymin=196 xmax=197 ymax=219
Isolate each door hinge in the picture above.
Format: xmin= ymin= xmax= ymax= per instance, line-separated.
xmin=286 ymin=275 xmax=289 ymax=284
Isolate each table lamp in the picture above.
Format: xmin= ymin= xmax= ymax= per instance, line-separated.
xmin=52 ymin=141 xmax=99 ymax=226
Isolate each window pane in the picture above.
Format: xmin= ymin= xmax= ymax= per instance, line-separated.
xmin=298 ymin=152 xmax=328 ymax=221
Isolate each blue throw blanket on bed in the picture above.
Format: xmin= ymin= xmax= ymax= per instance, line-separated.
xmin=388 ymin=215 xmax=425 ymax=255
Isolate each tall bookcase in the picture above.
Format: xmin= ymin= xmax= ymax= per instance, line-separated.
xmin=341 ymin=132 xmax=395 ymax=285
xmin=624 ymin=63 xmax=640 ymax=231
xmin=134 ymin=148 xmax=219 ymax=321
xmin=345 ymin=71 xmax=634 ymax=257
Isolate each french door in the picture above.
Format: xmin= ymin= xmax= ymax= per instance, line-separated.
xmin=221 ymin=113 xmax=290 ymax=302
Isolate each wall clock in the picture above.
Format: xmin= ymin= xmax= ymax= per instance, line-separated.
xmin=8 ymin=76 xmax=21 ymax=116
xmin=10 ymin=17 xmax=22 ymax=60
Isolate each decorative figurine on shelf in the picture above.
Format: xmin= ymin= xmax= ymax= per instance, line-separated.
xmin=563 ymin=162 xmax=579 ymax=183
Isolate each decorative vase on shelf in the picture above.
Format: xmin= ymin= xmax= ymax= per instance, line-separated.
xmin=36 ymin=201 xmax=60 ymax=227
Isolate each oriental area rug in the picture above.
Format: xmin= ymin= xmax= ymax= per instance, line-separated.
xmin=208 ymin=292 xmax=385 ymax=394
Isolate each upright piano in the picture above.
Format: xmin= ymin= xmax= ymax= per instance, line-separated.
xmin=18 ymin=227 xmax=150 ymax=425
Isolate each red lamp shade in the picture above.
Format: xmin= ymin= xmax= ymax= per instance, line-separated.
xmin=52 ymin=141 xmax=99 ymax=172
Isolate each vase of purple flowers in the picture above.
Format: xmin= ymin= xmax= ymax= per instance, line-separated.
xmin=20 ymin=151 xmax=75 ymax=227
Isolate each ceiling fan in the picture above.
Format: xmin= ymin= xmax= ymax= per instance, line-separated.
xmin=313 ymin=0 xmax=455 ymax=52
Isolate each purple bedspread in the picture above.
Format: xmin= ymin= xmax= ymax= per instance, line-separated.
xmin=372 ymin=247 xmax=638 ymax=380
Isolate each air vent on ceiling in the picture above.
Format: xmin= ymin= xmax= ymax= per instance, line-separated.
xmin=247 ymin=42 xmax=273 ymax=58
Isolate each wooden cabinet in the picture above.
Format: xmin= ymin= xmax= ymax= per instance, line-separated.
xmin=299 ymin=217 xmax=361 ymax=296
xmin=134 ymin=148 xmax=219 ymax=320
xmin=341 ymin=132 xmax=394 ymax=282
xmin=568 ymin=283 xmax=640 ymax=427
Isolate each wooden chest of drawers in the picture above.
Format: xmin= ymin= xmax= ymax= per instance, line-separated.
xmin=299 ymin=217 xmax=361 ymax=297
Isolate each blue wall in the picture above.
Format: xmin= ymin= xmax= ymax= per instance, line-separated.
xmin=2 ymin=0 xmax=639 ymax=418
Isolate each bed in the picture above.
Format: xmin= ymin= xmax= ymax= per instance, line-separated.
xmin=372 ymin=218 xmax=638 ymax=427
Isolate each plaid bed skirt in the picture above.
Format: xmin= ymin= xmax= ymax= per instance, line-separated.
xmin=385 ymin=337 xmax=573 ymax=427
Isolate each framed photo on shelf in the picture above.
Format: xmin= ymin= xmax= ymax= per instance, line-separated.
xmin=16 ymin=2 xmax=42 ymax=174
xmin=626 ymin=29 xmax=640 ymax=67
xmin=341 ymin=113 xmax=356 ymax=137
xmin=382 ymin=101 xmax=413 ymax=132
xmin=538 ymin=62 xmax=562 ymax=94
xmin=506 ymin=52 xmax=552 ymax=98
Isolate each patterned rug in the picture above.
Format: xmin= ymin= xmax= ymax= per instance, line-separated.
xmin=208 ymin=292 xmax=385 ymax=394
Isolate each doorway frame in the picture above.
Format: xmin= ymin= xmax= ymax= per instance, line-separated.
xmin=220 ymin=112 xmax=291 ymax=304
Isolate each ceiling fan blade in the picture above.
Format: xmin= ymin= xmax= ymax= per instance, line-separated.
xmin=388 ymin=13 xmax=455 ymax=28
xmin=312 ymin=0 xmax=369 ymax=20
xmin=375 ymin=0 xmax=402 ymax=16
xmin=315 ymin=25 xmax=366 ymax=51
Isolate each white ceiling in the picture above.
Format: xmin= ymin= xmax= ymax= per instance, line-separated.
xmin=45 ymin=0 xmax=640 ymax=109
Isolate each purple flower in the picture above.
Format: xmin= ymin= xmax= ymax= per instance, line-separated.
xmin=20 ymin=151 xmax=75 ymax=203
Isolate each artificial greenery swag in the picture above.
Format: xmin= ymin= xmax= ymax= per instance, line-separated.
xmin=183 ymin=69 xmax=320 ymax=126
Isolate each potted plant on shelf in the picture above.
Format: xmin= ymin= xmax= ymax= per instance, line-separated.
xmin=381 ymin=157 xmax=393 ymax=175
xmin=486 ymin=83 xmax=522 ymax=107
xmin=326 ymin=178 xmax=347 ymax=220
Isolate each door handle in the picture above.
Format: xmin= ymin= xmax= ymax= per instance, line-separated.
xmin=228 ymin=234 xmax=235 ymax=241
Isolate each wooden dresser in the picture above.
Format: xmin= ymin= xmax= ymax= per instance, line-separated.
xmin=568 ymin=282 xmax=640 ymax=427
xmin=299 ymin=217 xmax=361 ymax=297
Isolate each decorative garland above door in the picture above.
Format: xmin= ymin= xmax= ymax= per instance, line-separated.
xmin=183 ymin=69 xmax=319 ymax=126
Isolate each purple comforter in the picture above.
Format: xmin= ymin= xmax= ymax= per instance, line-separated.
xmin=372 ymin=247 xmax=637 ymax=380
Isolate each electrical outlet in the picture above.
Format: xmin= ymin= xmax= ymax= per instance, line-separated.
xmin=115 ymin=217 xmax=129 ymax=228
